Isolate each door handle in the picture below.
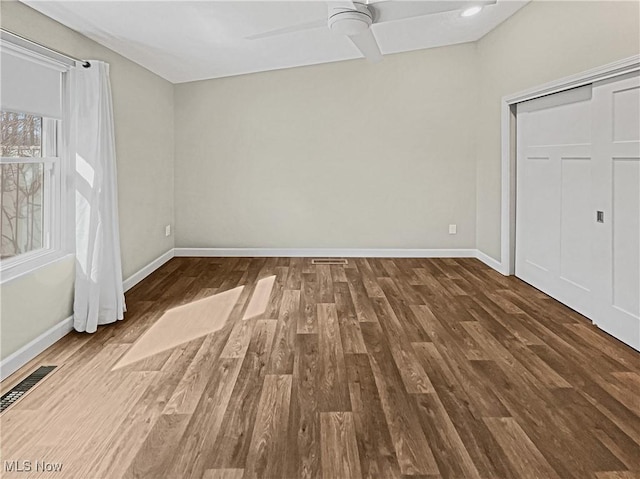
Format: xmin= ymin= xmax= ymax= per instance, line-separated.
xmin=596 ymin=211 xmax=604 ymax=223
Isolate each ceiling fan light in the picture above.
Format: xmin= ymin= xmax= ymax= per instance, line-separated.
xmin=328 ymin=6 xmax=373 ymax=37
xmin=461 ymin=5 xmax=483 ymax=17
xmin=330 ymin=18 xmax=370 ymax=36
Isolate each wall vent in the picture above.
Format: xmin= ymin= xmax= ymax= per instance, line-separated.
xmin=311 ymin=258 xmax=348 ymax=265
xmin=0 ymin=365 xmax=57 ymax=413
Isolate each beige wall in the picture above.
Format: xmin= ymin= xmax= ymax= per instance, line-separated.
xmin=1 ymin=258 xmax=74 ymax=359
xmin=175 ymin=43 xmax=479 ymax=250
xmin=475 ymin=0 xmax=640 ymax=260
xmin=0 ymin=1 xmax=175 ymax=360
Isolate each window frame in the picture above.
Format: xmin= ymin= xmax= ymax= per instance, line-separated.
xmin=0 ymin=42 xmax=74 ymax=284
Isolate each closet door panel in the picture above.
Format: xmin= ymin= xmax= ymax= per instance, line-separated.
xmin=591 ymin=74 xmax=639 ymax=350
xmin=612 ymin=159 xmax=639 ymax=318
xmin=516 ymin=89 xmax=594 ymax=318
xmin=559 ymin=157 xmax=592 ymax=290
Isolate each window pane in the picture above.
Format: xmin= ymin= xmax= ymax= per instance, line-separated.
xmin=1 ymin=111 xmax=42 ymax=158
xmin=1 ymin=163 xmax=44 ymax=259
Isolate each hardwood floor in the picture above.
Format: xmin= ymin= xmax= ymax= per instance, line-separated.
xmin=1 ymin=257 xmax=639 ymax=479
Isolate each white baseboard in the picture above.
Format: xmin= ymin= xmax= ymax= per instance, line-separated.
xmin=122 ymin=249 xmax=175 ymax=292
xmin=174 ymin=247 xmax=478 ymax=259
xmin=175 ymin=247 xmax=507 ymax=274
xmin=0 ymin=315 xmax=73 ymax=382
xmin=475 ymin=250 xmax=508 ymax=275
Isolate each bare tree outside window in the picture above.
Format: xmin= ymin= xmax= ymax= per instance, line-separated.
xmin=0 ymin=111 xmax=45 ymax=259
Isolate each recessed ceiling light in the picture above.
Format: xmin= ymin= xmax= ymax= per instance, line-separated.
xmin=461 ymin=5 xmax=483 ymax=17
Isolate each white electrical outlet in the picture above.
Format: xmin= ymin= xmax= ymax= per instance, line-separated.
xmin=165 ymin=225 xmax=171 ymax=237
xmin=449 ymin=224 xmax=457 ymax=235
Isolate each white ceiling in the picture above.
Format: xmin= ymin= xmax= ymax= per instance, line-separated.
xmin=23 ymin=1 xmax=528 ymax=83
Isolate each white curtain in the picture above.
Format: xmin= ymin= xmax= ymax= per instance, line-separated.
xmin=73 ymin=61 xmax=126 ymax=333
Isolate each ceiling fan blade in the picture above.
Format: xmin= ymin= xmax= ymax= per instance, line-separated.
xmin=348 ymin=29 xmax=383 ymax=63
xmin=245 ymin=18 xmax=326 ymax=40
xmin=371 ymin=0 xmax=496 ymax=24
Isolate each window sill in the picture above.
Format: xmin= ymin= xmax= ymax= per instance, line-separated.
xmin=0 ymin=251 xmax=74 ymax=285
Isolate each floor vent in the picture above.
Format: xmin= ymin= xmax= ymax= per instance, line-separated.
xmin=311 ymin=258 xmax=348 ymax=265
xmin=0 ymin=365 xmax=57 ymax=413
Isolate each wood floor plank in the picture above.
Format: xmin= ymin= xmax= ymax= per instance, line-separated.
xmin=286 ymin=333 xmax=321 ymax=479
xmin=552 ymin=387 xmax=640 ymax=471
xmin=594 ymin=428 xmax=640 ymax=472
xmin=209 ymin=319 xmax=277 ymax=470
xmin=462 ymin=320 xmax=571 ymax=389
xmin=379 ymin=264 xmax=425 ymax=305
xmin=410 ymin=318 xmax=511 ymax=419
xmin=318 ymin=303 xmax=351 ymax=412
xmin=484 ymin=417 xmax=561 ymax=479
xmin=267 ymin=290 xmax=300 ymax=374
xmin=346 ymin=353 xmax=401 ymax=479
xmin=164 ymin=357 xmax=243 ymax=479
xmin=79 ymin=342 xmax=204 ymax=479
xmin=604 ymin=372 xmax=640 ymax=417
xmin=409 ymin=303 xmax=488 ymax=361
xmin=317 ymin=265 xmax=334 ymax=304
xmin=567 ymin=323 xmax=639 ymax=371
xmin=298 ymin=273 xmax=318 ymax=334
xmin=366 ymin=258 xmax=389 ymax=278
xmin=331 ymin=264 xmax=348 ymax=283
xmin=412 ymin=342 xmax=517 ymax=479
xmin=412 ymin=393 xmax=481 ymax=479
xmin=203 ymin=469 xmax=244 ymax=479
xmin=360 ymin=321 xmax=439 ymax=476
xmin=334 ymin=282 xmax=367 ymax=354
xmin=459 ymin=293 xmax=545 ymax=347
xmin=501 ymin=336 xmax=573 ymax=389
xmin=220 ymin=318 xmax=257 ymax=359
xmin=320 ymin=412 xmax=363 ymax=479
xmin=372 ymin=297 xmax=434 ymax=394
xmin=377 ymin=278 xmax=429 ymax=340
xmin=286 ymin=257 xmax=303 ymax=290
xmin=244 ymin=374 xmax=292 ymax=479
xmin=527 ymin=343 xmax=640 ymax=447
xmin=18 ymin=343 xmax=149 ymax=456
xmin=263 ymin=266 xmax=288 ymax=319
xmin=124 ymin=413 xmax=191 ymax=479
xmin=345 ymin=268 xmax=378 ymax=322
xmin=41 ymin=368 xmax=158 ymax=478
xmin=164 ymin=334 xmax=227 ymax=415
xmin=595 ymin=472 xmax=640 ymax=479
xmin=460 ymin=321 xmax=546 ymax=388
xmin=355 ymin=259 xmax=385 ymax=298
xmin=472 ymin=358 xmax=626 ymax=478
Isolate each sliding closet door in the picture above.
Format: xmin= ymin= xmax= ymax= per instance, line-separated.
xmin=515 ymin=86 xmax=596 ymax=320
xmin=516 ymin=73 xmax=640 ymax=350
xmin=591 ymin=73 xmax=640 ymax=350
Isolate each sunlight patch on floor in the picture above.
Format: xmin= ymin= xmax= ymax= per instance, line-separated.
xmin=242 ymin=275 xmax=276 ymax=320
xmin=113 ymin=285 xmax=245 ymax=370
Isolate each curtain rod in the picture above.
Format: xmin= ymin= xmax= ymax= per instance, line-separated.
xmin=0 ymin=28 xmax=91 ymax=68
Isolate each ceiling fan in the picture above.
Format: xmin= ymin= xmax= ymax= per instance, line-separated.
xmin=246 ymin=1 xmax=496 ymax=63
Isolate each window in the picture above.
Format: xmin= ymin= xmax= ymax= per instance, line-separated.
xmin=0 ymin=41 xmax=70 ymax=281
xmin=1 ymin=111 xmax=61 ymax=258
